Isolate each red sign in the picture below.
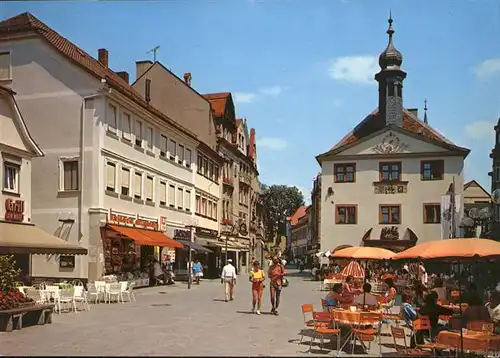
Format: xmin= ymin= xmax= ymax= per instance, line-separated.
xmin=5 ymin=199 xmax=24 ymax=222
xmin=108 ymin=210 xmax=158 ymax=230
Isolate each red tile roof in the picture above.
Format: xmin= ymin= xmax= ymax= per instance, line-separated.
xmin=290 ymin=206 xmax=308 ymax=226
xmin=0 ymin=12 xmax=196 ymax=139
xmin=202 ymin=92 xmax=230 ymax=117
xmin=331 ymin=108 xmax=461 ymax=152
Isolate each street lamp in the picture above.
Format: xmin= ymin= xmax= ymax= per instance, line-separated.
xmin=183 ymin=217 xmax=199 ymax=290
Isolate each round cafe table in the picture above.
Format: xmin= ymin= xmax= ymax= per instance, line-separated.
xmin=438 ymin=330 xmax=500 ymax=352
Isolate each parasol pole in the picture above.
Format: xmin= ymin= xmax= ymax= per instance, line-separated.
xmin=458 ymin=260 xmax=464 ymax=356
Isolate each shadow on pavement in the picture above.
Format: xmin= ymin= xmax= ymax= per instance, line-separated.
xmin=236 ymin=310 xmax=274 ymax=315
xmin=213 ymin=298 xmax=227 ymax=302
xmin=150 ymin=303 xmax=172 ymax=307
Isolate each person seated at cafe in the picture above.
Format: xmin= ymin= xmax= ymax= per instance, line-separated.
xmin=419 ymin=291 xmax=454 ymax=338
xmin=342 ymin=275 xmax=362 ymax=303
xmin=325 ymin=283 xmax=345 ymax=309
xmin=463 ymin=292 xmax=491 ymax=326
xmin=354 ymin=282 xmax=378 ymax=309
xmin=382 ymin=277 xmax=397 ymax=304
xmin=488 ymin=291 xmax=500 ymax=334
xmin=431 ymin=277 xmax=447 ymax=302
xmin=400 ymin=290 xmax=417 ymax=328
xmin=412 ymin=281 xmax=428 ymax=308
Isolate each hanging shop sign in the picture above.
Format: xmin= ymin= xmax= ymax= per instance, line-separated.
xmin=173 ymin=229 xmax=191 ymax=239
xmin=196 ymin=227 xmax=218 ymax=237
xmin=108 ymin=209 xmax=167 ymax=231
xmin=4 ymin=199 xmax=24 ymax=222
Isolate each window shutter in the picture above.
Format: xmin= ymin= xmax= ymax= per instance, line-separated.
xmin=160 ymin=182 xmax=167 ymax=204
xmin=134 ymin=172 xmax=142 ymax=197
xmin=184 ymin=191 xmax=191 ymax=210
xmin=146 ymin=176 xmax=153 ymax=200
xmin=106 ymin=163 xmax=116 ymax=189
xmin=168 ymin=185 xmax=175 ymax=206
xmin=177 ymin=188 xmax=183 ymax=208
xmin=122 ymin=168 xmax=130 ymax=188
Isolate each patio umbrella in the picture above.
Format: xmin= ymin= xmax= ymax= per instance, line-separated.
xmin=340 ymin=260 xmax=364 ymax=278
xmin=330 ymin=246 xmax=395 ymax=260
xmin=392 ymin=238 xmax=500 ymax=354
xmin=392 ymin=238 xmax=500 ymax=262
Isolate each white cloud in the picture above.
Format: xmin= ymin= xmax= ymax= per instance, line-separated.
xmin=333 ymin=99 xmax=344 ymax=107
xmin=473 ymin=58 xmax=500 ymax=80
xmin=256 ymin=137 xmax=288 ymax=150
xmin=259 ymin=86 xmax=282 ymax=96
xmin=464 ymin=121 xmax=493 ymax=140
xmin=296 ymin=186 xmax=312 ymax=204
xmin=329 ymin=55 xmax=378 ymax=85
xmin=233 ymin=92 xmax=257 ymax=104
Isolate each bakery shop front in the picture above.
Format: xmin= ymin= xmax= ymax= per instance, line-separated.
xmin=100 ymin=209 xmax=183 ymax=285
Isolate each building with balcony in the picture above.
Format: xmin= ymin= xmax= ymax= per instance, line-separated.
xmin=316 ymin=16 xmax=469 ymax=253
xmin=131 ymin=61 xmax=224 ymax=277
xmin=204 ymin=92 xmax=263 ymax=273
xmin=0 ymin=12 xmax=200 ymax=281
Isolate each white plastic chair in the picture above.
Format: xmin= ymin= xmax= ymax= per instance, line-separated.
xmin=59 ymin=288 xmax=77 ymax=313
xmin=107 ymin=283 xmax=123 ymax=304
xmin=95 ymin=281 xmax=106 ymax=303
xmin=123 ymin=282 xmax=136 ymax=302
xmin=25 ymin=288 xmax=45 ymax=304
xmin=73 ymin=285 xmax=89 ymax=311
xmin=86 ymin=282 xmax=100 ymax=304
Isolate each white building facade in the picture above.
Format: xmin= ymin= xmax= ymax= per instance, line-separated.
xmin=316 ymin=17 xmax=470 ymax=253
xmin=0 ymin=13 xmax=199 ymax=281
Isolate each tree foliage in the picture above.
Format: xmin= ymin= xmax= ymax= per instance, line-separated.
xmin=262 ymin=184 xmax=305 ymax=240
xmin=0 ymin=255 xmax=20 ymax=291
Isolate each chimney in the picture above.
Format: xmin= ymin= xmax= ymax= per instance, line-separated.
xmin=116 ymin=71 xmax=129 ymax=84
xmin=183 ymin=72 xmax=192 ymax=86
xmin=145 ymin=78 xmax=151 ymax=104
xmin=98 ymin=48 xmax=108 ymax=68
xmin=407 ymin=108 xmax=418 ymax=118
xmin=136 ymin=60 xmax=153 ymax=80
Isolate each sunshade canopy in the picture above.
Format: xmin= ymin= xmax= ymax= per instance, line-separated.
xmin=0 ymin=221 xmax=87 ymax=255
xmin=108 ymin=225 xmax=183 ymax=248
xmin=330 ymin=246 xmax=395 ymax=260
xmin=392 ymin=238 xmax=500 ymax=262
xmin=176 ymin=239 xmax=213 ymax=253
xmin=341 ymin=260 xmax=365 ymax=278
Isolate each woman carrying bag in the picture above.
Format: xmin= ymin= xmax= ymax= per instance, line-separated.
xmin=249 ymin=261 xmax=265 ymax=315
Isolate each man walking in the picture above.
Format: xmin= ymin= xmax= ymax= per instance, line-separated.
xmin=193 ymin=260 xmax=203 ymax=285
xmin=268 ymin=255 xmax=285 ymax=315
xmin=221 ymin=258 xmax=237 ymax=302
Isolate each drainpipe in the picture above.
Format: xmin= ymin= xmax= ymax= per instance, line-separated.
xmin=79 ymin=86 xmax=108 ymax=279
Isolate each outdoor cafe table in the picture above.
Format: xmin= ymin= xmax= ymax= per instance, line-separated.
xmin=438 ymin=330 xmax=500 ymax=352
xmin=333 ymin=309 xmax=383 ymax=353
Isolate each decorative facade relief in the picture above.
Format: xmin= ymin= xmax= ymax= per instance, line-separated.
xmin=372 ymin=131 xmax=408 ymax=154
xmin=373 ymin=182 xmax=408 ymax=194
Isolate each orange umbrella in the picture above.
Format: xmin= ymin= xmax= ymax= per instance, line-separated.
xmin=392 ymin=238 xmax=500 ymax=262
xmin=340 ymin=260 xmax=364 ymax=278
xmin=330 ymin=246 xmax=395 ymax=260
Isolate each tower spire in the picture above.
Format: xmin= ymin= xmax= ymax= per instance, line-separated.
xmin=424 ymin=99 xmax=428 ymax=124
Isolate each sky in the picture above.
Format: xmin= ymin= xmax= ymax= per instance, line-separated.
xmin=1 ymin=0 xmax=499 ymax=202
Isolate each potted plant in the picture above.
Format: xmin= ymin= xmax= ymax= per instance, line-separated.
xmin=0 ymin=255 xmax=34 ymax=311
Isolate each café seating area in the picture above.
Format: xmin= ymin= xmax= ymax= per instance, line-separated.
xmin=15 ymin=280 xmax=137 ymax=314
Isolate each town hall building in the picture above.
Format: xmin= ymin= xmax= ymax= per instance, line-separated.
xmin=316 ymin=16 xmax=470 ymax=253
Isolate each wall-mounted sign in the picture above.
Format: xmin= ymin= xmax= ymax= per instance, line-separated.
xmin=239 ymin=223 xmax=248 ymax=236
xmin=59 ymin=255 xmax=75 ymax=269
xmin=4 ymin=199 xmax=24 ymax=222
xmin=108 ymin=209 xmax=163 ymax=231
xmin=174 ymin=229 xmax=191 ymax=239
xmin=196 ymin=227 xmax=218 ymax=237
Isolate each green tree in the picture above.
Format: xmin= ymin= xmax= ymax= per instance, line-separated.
xmin=262 ymin=184 xmax=305 ymax=241
xmin=0 ymin=255 xmax=20 ymax=291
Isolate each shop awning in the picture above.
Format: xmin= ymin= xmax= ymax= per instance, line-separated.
xmin=176 ymin=239 xmax=213 ymax=253
xmin=108 ymin=225 xmax=183 ymax=249
xmin=0 ymin=221 xmax=87 ymax=255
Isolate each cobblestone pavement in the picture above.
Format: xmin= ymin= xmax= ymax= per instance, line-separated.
xmin=0 ymin=270 xmax=400 ymax=356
